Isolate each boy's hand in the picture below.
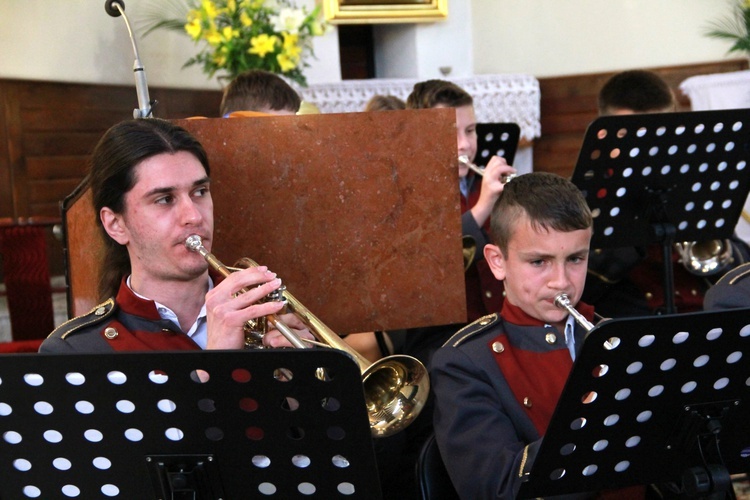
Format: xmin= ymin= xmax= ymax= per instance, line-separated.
xmin=471 ymin=156 xmax=517 ymax=228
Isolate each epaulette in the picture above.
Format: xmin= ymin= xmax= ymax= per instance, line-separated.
xmin=714 ymin=262 xmax=750 ymax=286
xmin=441 ymin=313 xmax=499 ymax=348
xmin=47 ymin=299 xmax=117 ymax=340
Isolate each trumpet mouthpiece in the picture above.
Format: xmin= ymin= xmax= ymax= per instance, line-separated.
xmin=185 ymin=234 xmax=203 ymax=252
xmin=554 ymin=293 xmax=571 ymax=309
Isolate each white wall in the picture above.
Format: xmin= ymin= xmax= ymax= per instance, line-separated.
xmin=373 ymin=0 xmax=473 ymax=79
xmin=0 ymin=0 xmax=742 ymax=89
xmin=471 ymin=0 xmax=739 ymax=77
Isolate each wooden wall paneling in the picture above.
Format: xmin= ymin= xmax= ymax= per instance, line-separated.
xmin=0 ymin=82 xmax=13 ymax=218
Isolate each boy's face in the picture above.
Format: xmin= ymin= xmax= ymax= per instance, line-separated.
xmin=485 ymin=213 xmax=592 ymax=329
xmin=436 ymin=104 xmax=477 ymax=178
xmin=101 ymin=151 xmax=214 ymax=287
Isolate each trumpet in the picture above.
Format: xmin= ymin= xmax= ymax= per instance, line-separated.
xmin=674 ymin=239 xmax=733 ymax=277
xmin=458 ymin=155 xmax=516 ymax=183
xmin=554 ymin=293 xmax=594 ymax=332
xmin=185 ymin=235 xmax=430 ymax=438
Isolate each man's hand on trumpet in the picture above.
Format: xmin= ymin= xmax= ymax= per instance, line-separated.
xmin=205 ymin=266 xmax=312 ymax=349
xmin=470 ymin=155 xmax=517 ymax=229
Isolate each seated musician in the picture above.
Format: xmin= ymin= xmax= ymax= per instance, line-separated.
xmin=432 ymin=172 xmax=653 ymax=498
xmin=220 ymin=69 xmax=302 ymax=117
xmin=582 ymin=70 xmax=750 ymax=317
xmin=41 ymin=119 xmax=311 ymax=352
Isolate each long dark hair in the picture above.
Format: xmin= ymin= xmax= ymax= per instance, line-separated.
xmin=87 ymin=119 xmax=210 ymax=299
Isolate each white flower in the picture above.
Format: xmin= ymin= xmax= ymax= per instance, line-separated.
xmin=270 ymin=8 xmax=307 ymax=35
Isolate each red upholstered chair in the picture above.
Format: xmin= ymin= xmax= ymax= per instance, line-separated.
xmin=0 ymin=217 xmax=58 ymax=342
xmin=0 ymin=339 xmax=43 ymax=353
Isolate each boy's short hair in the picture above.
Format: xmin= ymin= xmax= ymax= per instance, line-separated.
xmin=405 ymin=79 xmax=473 ymax=109
xmin=220 ymin=70 xmax=302 ymax=116
xmin=490 ymin=172 xmax=592 ymax=255
xmin=364 ymin=94 xmax=406 ymax=112
xmin=598 ymin=70 xmax=676 ymax=116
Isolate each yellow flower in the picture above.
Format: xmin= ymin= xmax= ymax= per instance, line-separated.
xmin=239 ymin=10 xmax=253 ymax=27
xmin=185 ymin=17 xmax=202 ymax=40
xmin=201 ymin=0 xmax=218 ymax=21
xmin=277 ymin=53 xmax=298 ymax=72
xmin=205 ymin=28 xmax=223 ymax=46
xmin=249 ymin=34 xmax=279 ymax=58
xmin=282 ymin=33 xmax=302 ymax=59
xmin=221 ymin=26 xmax=238 ymax=42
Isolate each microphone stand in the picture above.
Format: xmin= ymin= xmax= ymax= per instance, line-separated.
xmin=105 ymin=0 xmax=155 ymax=118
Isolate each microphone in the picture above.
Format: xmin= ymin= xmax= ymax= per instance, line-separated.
xmin=105 ymin=0 xmax=155 ymax=118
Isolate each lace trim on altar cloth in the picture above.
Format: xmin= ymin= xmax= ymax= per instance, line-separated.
xmin=295 ymin=74 xmax=541 ymax=142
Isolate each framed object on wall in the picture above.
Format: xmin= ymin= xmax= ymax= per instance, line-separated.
xmin=323 ymin=0 xmax=447 ymax=24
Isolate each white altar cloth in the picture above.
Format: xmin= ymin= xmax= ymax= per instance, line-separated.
xmin=297 ymin=74 xmax=541 ymax=142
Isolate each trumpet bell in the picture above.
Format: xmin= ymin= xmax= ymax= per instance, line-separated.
xmin=675 ymin=239 xmax=733 ymax=276
xmin=363 ymin=354 xmax=430 ymax=437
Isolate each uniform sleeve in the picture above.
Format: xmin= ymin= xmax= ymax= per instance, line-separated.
xmin=431 ymin=344 xmax=535 ymax=499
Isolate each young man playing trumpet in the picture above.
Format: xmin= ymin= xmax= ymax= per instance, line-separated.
xmin=41 ymin=119 xmax=311 ymax=352
xmin=432 ymin=172 xmax=651 ymax=498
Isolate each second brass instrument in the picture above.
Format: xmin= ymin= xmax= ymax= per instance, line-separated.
xmin=184 ymin=235 xmax=430 ymax=438
xmin=458 ymin=155 xmax=517 ymax=183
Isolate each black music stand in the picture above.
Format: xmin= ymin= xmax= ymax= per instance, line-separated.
xmin=571 ymin=109 xmax=750 ymax=313
xmin=518 ymin=308 xmax=750 ymax=498
xmin=0 ymin=349 xmax=382 ymax=499
xmin=475 ymin=122 xmax=520 ymax=166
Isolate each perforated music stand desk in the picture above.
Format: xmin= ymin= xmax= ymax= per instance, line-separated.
xmin=474 ymin=122 xmax=520 ymax=167
xmin=0 ymin=349 xmax=382 ymax=499
xmin=518 ymin=308 xmax=750 ymax=498
xmin=571 ymin=109 xmax=750 ymax=313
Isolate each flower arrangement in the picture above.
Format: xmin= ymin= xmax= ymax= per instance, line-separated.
xmin=144 ymin=0 xmax=328 ymax=86
xmin=705 ymin=0 xmax=750 ymax=56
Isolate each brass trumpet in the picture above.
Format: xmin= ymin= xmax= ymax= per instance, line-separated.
xmin=185 ymin=235 xmax=430 ymax=438
xmin=674 ymin=239 xmax=733 ymax=277
xmin=554 ymin=293 xmax=595 ymax=332
xmin=458 ymin=155 xmax=517 ymax=183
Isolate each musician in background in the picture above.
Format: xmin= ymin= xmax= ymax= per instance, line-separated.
xmin=220 ymin=69 xmax=301 ymax=117
xmin=431 ymin=172 xmax=651 ymax=498
xmin=582 ymin=70 xmax=750 ymax=317
xmin=364 ymin=94 xmax=405 ymax=112
xmin=41 ymin=119 xmax=310 ymax=353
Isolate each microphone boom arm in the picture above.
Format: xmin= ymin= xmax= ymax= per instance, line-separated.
xmin=106 ymin=0 xmax=154 ymax=118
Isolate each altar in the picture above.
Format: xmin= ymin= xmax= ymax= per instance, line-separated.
xmin=296 ymin=74 xmax=541 ymax=143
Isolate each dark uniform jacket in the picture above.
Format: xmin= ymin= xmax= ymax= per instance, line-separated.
xmin=40 ymin=278 xmax=201 ymax=353
xmin=431 ymin=299 xmax=593 ymax=499
xmin=704 ymin=261 xmax=750 ymax=310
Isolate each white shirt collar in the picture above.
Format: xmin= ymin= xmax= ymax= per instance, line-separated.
xmin=125 ymin=275 xmax=212 ymax=349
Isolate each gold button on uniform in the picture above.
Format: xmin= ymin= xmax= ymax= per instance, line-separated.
xmin=104 ymin=327 xmax=118 ymax=339
xmin=523 ymin=397 xmax=532 ymax=408
xmin=491 ymin=341 xmax=505 ymax=353
xmin=95 ymin=307 xmax=106 ymax=316
xmin=485 ymin=291 xmax=493 ymax=299
xmin=545 ymin=333 xmax=557 ymax=344
xmin=479 ymin=317 xmax=492 ymax=326
xmin=645 ymin=292 xmax=653 ymax=300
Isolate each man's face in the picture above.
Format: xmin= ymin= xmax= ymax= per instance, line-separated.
xmin=102 ymin=151 xmax=214 ymax=287
xmin=485 ymin=214 xmax=592 ymax=329
xmin=437 ymin=104 xmax=477 ymax=178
